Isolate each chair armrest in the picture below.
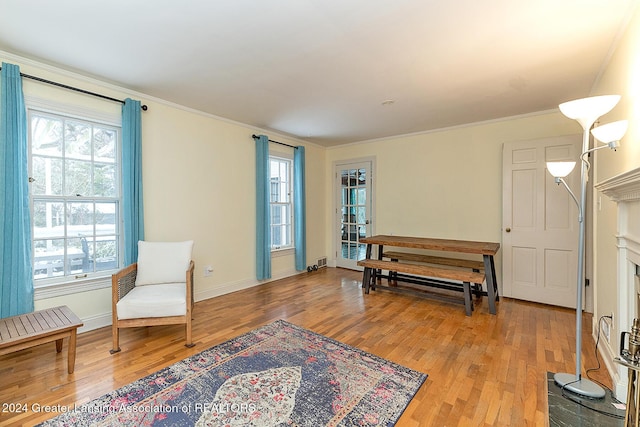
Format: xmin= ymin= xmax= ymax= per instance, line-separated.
xmin=187 ymin=260 xmax=194 ymax=309
xmin=112 ymin=263 xmax=138 ymax=302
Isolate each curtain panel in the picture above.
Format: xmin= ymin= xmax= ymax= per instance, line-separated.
xmin=0 ymin=62 xmax=34 ymax=318
xmin=255 ymin=135 xmax=271 ymax=280
xmin=122 ymin=98 xmax=145 ymax=265
xmin=294 ymin=146 xmax=306 ymax=271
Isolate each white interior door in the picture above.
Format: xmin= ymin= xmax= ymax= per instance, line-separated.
xmin=502 ymin=135 xmax=582 ymax=308
xmin=335 ymin=160 xmax=373 ymax=270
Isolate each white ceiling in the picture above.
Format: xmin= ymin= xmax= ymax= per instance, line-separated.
xmin=0 ymin=1 xmax=637 ymax=147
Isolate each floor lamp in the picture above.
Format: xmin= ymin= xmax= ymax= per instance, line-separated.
xmin=546 ymin=95 xmax=628 ymax=398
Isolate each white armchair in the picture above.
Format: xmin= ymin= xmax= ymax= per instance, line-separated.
xmin=111 ymin=240 xmax=195 ymax=353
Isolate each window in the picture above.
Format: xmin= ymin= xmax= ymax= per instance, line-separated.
xmin=269 ymin=155 xmax=293 ymax=251
xmin=29 ymin=110 xmax=121 ymax=284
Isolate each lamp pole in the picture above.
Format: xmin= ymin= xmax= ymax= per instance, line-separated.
xmin=552 ymin=121 xmax=605 ymax=398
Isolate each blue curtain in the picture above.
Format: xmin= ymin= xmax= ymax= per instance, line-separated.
xmin=293 ymin=146 xmax=306 ymax=271
xmin=122 ymin=98 xmax=144 ymax=265
xmin=255 ymin=134 xmax=271 ymax=280
xmin=0 ymin=62 xmax=34 ymax=318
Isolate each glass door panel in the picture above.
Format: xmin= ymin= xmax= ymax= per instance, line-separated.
xmin=335 ymin=161 xmax=372 ymax=269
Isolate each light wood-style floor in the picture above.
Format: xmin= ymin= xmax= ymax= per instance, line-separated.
xmin=0 ymin=267 xmax=612 ymax=426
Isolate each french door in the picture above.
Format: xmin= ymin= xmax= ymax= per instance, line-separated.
xmin=335 ymin=160 xmax=373 ymax=270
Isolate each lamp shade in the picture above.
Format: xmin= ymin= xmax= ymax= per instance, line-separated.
xmin=547 ymin=161 xmax=576 ymax=178
xmin=591 ymin=120 xmax=628 ymax=144
xmin=558 ymin=95 xmax=621 ymax=129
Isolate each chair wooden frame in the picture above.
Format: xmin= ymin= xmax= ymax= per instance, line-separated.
xmin=110 ymin=260 xmax=195 ymax=353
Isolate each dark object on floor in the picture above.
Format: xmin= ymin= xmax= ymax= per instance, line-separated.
xmin=548 ymin=372 xmax=624 ymax=426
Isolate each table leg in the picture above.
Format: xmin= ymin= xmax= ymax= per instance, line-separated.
xmin=483 ymin=255 xmax=499 ymax=315
xmin=377 ymin=244 xmax=384 ymax=284
xmin=55 ymin=338 xmax=63 ymax=353
xmin=68 ymin=329 xmax=77 ymax=374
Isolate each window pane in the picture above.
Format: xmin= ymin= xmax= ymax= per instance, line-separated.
xmin=280 ymin=162 xmax=289 ymax=182
xmin=271 ymin=225 xmax=283 ymax=247
xmin=95 ymin=238 xmax=117 ymax=271
xmin=67 ymin=202 xmax=94 ymax=237
xmin=94 ymin=163 xmax=116 ymax=197
xmin=32 ymin=156 xmax=63 ymax=195
xmin=270 ymin=178 xmax=279 ymax=203
xmin=270 ymin=204 xmax=290 ymax=226
xmin=33 ymin=239 xmax=65 ymax=278
xmin=65 ymin=159 xmax=92 ymax=196
xmin=31 ymin=116 xmax=62 ymax=157
xmin=271 ymin=225 xmax=291 ymax=248
xmin=357 ymin=188 xmax=366 ymax=205
xmin=33 ymin=201 xmax=65 ymax=239
xmin=95 ymin=202 xmax=117 ymax=235
xmin=94 ymin=127 xmax=116 ymax=163
xmin=357 ymin=168 xmax=366 ymax=186
xmin=67 ymin=237 xmax=90 ymax=274
xmin=65 ymin=120 xmax=91 ymax=160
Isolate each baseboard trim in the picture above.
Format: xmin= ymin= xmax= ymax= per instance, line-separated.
xmin=194 ymin=268 xmax=300 ymax=302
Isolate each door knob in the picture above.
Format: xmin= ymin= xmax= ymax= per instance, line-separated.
xmin=505 ymin=227 xmax=511 ymax=233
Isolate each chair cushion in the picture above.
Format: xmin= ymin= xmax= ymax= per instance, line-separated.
xmin=135 ymin=240 xmax=193 ymax=286
xmin=116 ymin=283 xmax=186 ymax=319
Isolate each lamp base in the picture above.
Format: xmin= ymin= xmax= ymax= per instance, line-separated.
xmin=554 ymin=372 xmax=606 ymax=399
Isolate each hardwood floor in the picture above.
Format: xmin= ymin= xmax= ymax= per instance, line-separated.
xmin=0 ymin=267 xmax=612 ymax=426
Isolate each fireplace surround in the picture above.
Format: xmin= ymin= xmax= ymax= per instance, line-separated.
xmin=595 ymin=166 xmax=640 ymax=398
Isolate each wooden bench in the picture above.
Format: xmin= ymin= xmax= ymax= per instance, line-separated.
xmin=357 ymin=258 xmax=486 ymax=316
xmin=0 ymin=306 xmax=83 ymax=374
xmin=383 ymin=251 xmax=485 ymax=298
xmin=382 ymin=251 xmax=485 ymax=271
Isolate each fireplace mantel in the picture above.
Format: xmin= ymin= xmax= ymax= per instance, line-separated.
xmin=595 ymin=165 xmax=640 ymax=399
xmin=595 ymin=167 xmax=640 ymax=202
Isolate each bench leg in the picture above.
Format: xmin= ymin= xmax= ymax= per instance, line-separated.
xmin=483 ymin=255 xmax=499 ymax=315
xmin=463 ymin=282 xmax=473 ymax=316
xmin=67 ymin=330 xmax=77 ymax=374
xmin=363 ymin=268 xmax=371 ymax=294
xmin=472 ymin=269 xmax=483 ymax=299
xmin=389 ymin=258 xmax=398 ymax=287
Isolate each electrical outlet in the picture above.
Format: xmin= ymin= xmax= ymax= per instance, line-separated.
xmin=204 ymin=265 xmax=213 ymax=277
xmin=603 ymin=320 xmax=611 ymax=342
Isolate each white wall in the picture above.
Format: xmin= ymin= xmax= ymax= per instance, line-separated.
xmin=1 ymin=52 xmax=327 ymax=331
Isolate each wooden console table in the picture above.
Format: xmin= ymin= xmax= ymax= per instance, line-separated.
xmin=359 ymin=235 xmax=500 ymax=314
xmin=0 ymin=305 xmax=83 ymax=374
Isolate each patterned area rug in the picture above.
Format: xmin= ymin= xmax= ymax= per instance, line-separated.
xmin=39 ymin=320 xmax=427 ymax=426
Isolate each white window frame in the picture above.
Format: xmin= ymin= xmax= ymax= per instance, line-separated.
xmin=26 ymin=98 xmax=123 ymax=299
xmin=269 ymin=154 xmax=294 ymax=254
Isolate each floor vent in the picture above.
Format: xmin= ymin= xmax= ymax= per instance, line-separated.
xmin=317 ymin=257 xmax=327 ymax=268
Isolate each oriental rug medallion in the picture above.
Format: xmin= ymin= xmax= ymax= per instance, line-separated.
xmin=39 ymin=320 xmax=426 ymax=426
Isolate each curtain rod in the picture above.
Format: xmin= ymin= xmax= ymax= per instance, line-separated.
xmin=252 ymin=134 xmax=297 ymax=149
xmin=0 ymin=66 xmax=148 ymax=110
